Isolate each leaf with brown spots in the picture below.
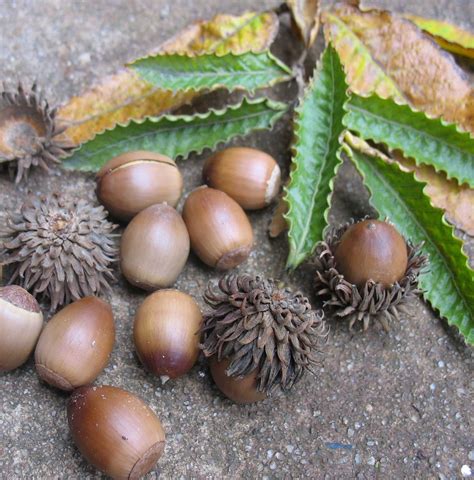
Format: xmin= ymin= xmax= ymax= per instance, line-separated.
xmin=322 ymin=4 xmax=474 ymax=133
xmin=58 ymin=11 xmax=280 ymax=146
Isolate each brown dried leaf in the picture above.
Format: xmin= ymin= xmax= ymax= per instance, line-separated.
xmin=287 ymin=0 xmax=321 ymax=47
xmin=269 ymin=194 xmax=289 ymax=238
xmin=58 ymin=11 xmax=279 ymax=146
xmin=322 ymin=4 xmax=474 ymax=133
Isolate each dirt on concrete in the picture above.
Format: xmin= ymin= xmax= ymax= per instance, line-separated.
xmin=0 ymin=1 xmax=473 ymax=479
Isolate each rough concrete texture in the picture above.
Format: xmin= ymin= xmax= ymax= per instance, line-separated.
xmin=0 ymin=0 xmax=473 ymax=479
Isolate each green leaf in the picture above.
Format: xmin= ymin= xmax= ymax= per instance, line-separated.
xmin=130 ymin=51 xmax=292 ymax=93
xmin=344 ymin=94 xmax=474 ymax=187
xmin=284 ymin=44 xmax=349 ymax=269
xmin=62 ymin=97 xmax=287 ymax=172
xmin=345 ymin=143 xmax=474 ymax=345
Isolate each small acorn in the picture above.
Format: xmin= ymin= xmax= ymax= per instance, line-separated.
xmin=0 ymin=285 xmax=43 ymax=372
xmin=203 ymin=147 xmax=281 ymax=210
xmin=35 ymin=296 xmax=115 ymax=390
xmin=314 ymin=219 xmax=428 ymax=331
xmin=96 ymin=150 xmax=183 ymax=222
xmin=182 ymin=186 xmax=253 ymax=270
xmin=120 ymin=204 xmax=190 ymax=290
xmin=134 ymin=289 xmax=202 ymax=381
xmin=68 ymin=385 xmax=165 ymax=480
xmin=201 ymin=274 xmax=327 ymax=403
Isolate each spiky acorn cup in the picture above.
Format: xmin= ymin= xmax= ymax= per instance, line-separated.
xmin=0 ymin=194 xmax=118 ymax=311
xmin=0 ymin=83 xmax=73 ymax=183
xmin=201 ymin=274 xmax=327 ymax=403
xmin=313 ymin=219 xmax=428 ymax=332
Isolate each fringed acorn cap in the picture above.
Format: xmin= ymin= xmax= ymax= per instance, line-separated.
xmin=0 ymin=194 xmax=118 ymax=310
xmin=201 ymin=273 xmax=327 ymax=394
xmin=0 ymin=83 xmax=73 ymax=183
xmin=313 ymin=219 xmax=428 ymax=332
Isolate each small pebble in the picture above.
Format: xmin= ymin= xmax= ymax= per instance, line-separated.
xmin=355 ymin=453 xmax=362 ymax=465
xmin=468 ymin=450 xmax=474 ymax=461
xmin=437 ymin=360 xmax=445 ymax=368
xmin=286 ymin=445 xmax=295 ymax=454
xmin=461 ymin=465 xmax=472 ymax=477
xmin=269 ymin=462 xmax=277 ymax=470
xmin=267 ymin=450 xmax=273 ymax=459
xmin=275 ymin=452 xmax=284 ymax=460
xmin=367 ymin=440 xmax=375 ymax=447
xmin=366 ymin=404 xmax=373 ymax=412
xmin=367 ymin=456 xmax=376 ymax=466
xmin=347 ymin=428 xmax=355 ymax=438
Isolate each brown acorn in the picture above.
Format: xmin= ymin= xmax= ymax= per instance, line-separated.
xmin=183 ymin=186 xmax=253 ymax=270
xmin=203 ymin=147 xmax=281 ymax=210
xmin=201 ymin=274 xmax=327 ymax=402
xmin=96 ymin=150 xmax=183 ymax=222
xmin=68 ymin=385 xmax=165 ymax=480
xmin=134 ymin=289 xmax=202 ymax=381
xmin=0 ymin=285 xmax=43 ymax=371
xmin=314 ymin=219 xmax=428 ymax=331
xmin=35 ymin=296 xmax=115 ymax=390
xmin=120 ymin=204 xmax=190 ymax=290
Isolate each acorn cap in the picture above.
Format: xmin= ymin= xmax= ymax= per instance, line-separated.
xmin=313 ymin=219 xmax=428 ymax=331
xmin=201 ymin=274 xmax=327 ymax=394
xmin=0 ymin=194 xmax=118 ymax=311
xmin=0 ymin=83 xmax=73 ymax=183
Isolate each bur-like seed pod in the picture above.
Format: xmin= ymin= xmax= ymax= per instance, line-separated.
xmin=201 ymin=274 xmax=327 ymax=396
xmin=0 ymin=83 xmax=73 ymax=183
xmin=313 ymin=219 xmax=428 ymax=331
xmin=0 ymin=194 xmax=118 ymax=310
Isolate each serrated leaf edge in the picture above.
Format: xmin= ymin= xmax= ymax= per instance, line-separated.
xmin=343 ymin=141 xmax=474 ymax=345
xmin=129 ymin=51 xmax=293 ymax=94
xmin=344 ymin=93 xmax=474 ymax=187
xmin=62 ymin=96 xmax=288 ymax=169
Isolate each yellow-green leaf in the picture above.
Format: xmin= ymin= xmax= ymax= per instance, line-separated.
xmin=287 ymin=0 xmax=321 ymax=47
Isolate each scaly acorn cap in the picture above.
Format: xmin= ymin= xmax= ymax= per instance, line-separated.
xmin=0 ymin=194 xmax=118 ymax=311
xmin=0 ymin=83 xmax=73 ymax=183
xmin=201 ymin=274 xmax=328 ymax=394
xmin=313 ymin=220 xmax=428 ymax=332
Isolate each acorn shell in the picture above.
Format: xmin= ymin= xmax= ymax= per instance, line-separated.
xmin=0 ymin=286 xmax=43 ymax=372
xmin=120 ymin=204 xmax=190 ymax=290
xmin=134 ymin=289 xmax=202 ymax=379
xmin=203 ymin=147 xmax=281 ymax=210
xmin=35 ymin=296 xmax=115 ymax=390
xmin=96 ymin=151 xmax=183 ymax=222
xmin=67 ymin=385 xmax=165 ymax=480
xmin=182 ymin=186 xmax=253 ymax=270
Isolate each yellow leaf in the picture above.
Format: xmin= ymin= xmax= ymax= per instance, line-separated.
xmin=58 ymin=11 xmax=279 ymax=146
xmin=405 ymin=14 xmax=474 ymax=60
xmin=287 ymin=0 xmax=321 ymax=47
xmin=322 ymin=4 xmax=474 ymax=134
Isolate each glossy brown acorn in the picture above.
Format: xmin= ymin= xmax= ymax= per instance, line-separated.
xmin=203 ymin=147 xmax=281 ymax=210
xmin=210 ymin=357 xmax=267 ymax=404
xmin=68 ymin=385 xmax=165 ymax=480
xmin=334 ymin=220 xmax=408 ymax=288
xmin=134 ymin=289 xmax=202 ymax=381
xmin=35 ymin=296 xmax=115 ymax=390
xmin=96 ymin=151 xmax=183 ymax=222
xmin=120 ymin=204 xmax=190 ymax=290
xmin=182 ymin=186 xmax=253 ymax=270
xmin=0 ymin=286 xmax=43 ymax=372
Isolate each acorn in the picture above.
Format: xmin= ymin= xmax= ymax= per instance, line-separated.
xmin=35 ymin=297 xmax=115 ymax=390
xmin=182 ymin=186 xmax=253 ymax=270
xmin=314 ymin=219 xmax=428 ymax=331
xmin=134 ymin=289 xmax=202 ymax=382
xmin=96 ymin=151 xmax=183 ymax=222
xmin=68 ymin=385 xmax=165 ymax=480
xmin=120 ymin=204 xmax=190 ymax=290
xmin=201 ymin=274 xmax=327 ymax=402
xmin=0 ymin=286 xmax=43 ymax=372
xmin=203 ymin=147 xmax=281 ymax=210
xmin=209 ymin=357 xmax=267 ymax=404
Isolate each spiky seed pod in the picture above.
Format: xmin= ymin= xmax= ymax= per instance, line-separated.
xmin=313 ymin=220 xmax=428 ymax=332
xmin=0 ymin=194 xmax=118 ymax=311
xmin=201 ymin=274 xmax=327 ymax=395
xmin=0 ymin=83 xmax=73 ymax=183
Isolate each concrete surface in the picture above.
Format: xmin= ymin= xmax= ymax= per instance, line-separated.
xmin=0 ymin=1 xmax=473 ymax=479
